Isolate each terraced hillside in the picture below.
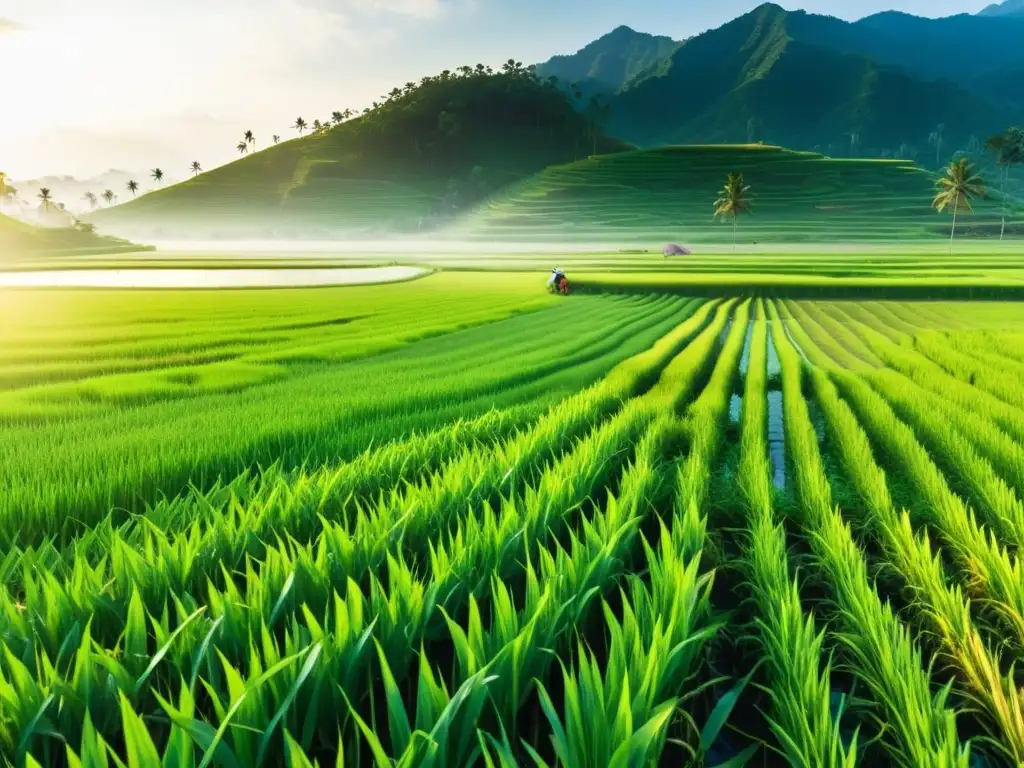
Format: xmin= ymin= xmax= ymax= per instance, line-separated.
xmin=445 ymin=145 xmax=1014 ymax=244
xmin=0 ymin=211 xmax=146 ymax=256
xmin=8 ymin=276 xmax=1024 ymax=765
xmin=87 ymin=68 xmax=622 ymax=240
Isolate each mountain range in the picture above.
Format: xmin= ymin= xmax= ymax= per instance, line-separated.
xmin=85 ymin=2 xmax=1024 ymax=240
xmin=535 ymin=26 xmax=681 ymax=95
xmin=978 ymin=0 xmax=1024 ymax=17
xmin=538 ymin=3 xmax=1024 ymax=160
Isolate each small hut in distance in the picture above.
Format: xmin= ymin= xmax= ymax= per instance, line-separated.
xmin=663 ymin=243 xmax=692 ymax=257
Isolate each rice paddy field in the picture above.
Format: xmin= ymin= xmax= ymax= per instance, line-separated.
xmin=445 ymin=146 xmax=1019 ymax=244
xmin=11 ymin=266 xmax=1024 ymax=766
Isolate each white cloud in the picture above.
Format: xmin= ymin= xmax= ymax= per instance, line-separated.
xmin=345 ymin=0 xmax=444 ymax=18
xmin=0 ymin=0 xmax=471 ymax=177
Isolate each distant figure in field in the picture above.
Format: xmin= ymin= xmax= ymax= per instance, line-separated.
xmin=663 ymin=243 xmax=692 ymax=258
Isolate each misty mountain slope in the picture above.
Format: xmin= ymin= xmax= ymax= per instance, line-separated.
xmin=605 ymin=3 xmax=1010 ymax=159
xmin=88 ymin=69 xmax=627 ymax=240
xmin=978 ymin=0 xmax=1024 ymax=17
xmin=851 ymin=10 xmax=1024 ymax=83
xmin=535 ymin=26 xmax=681 ymax=95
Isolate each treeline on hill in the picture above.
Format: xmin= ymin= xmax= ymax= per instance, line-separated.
xmin=88 ymin=62 xmax=628 ymax=239
xmin=328 ymin=60 xmax=627 ymax=210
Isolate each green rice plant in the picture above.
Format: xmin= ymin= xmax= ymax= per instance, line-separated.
xmin=927 ymin=331 xmax=1024 ymax=373
xmin=415 ymin=304 xmax=738 ymax=763
xmin=514 ymin=304 xmax=756 ymax=766
xmin=348 ymin=406 xmax=712 ymax=763
xmin=737 ymin=301 xmax=854 ymax=767
xmin=824 ymin=302 xmax=912 ymax=344
xmin=782 ymin=301 xmax=880 ymax=369
xmin=8 ymin=308 xmax=729 ymax=765
xmin=2 ymin=292 xmax=693 ymax=540
xmin=807 ymin=364 xmax=1024 ymax=763
xmin=768 ymin=300 xmax=970 ymax=767
xmin=865 ymin=369 xmax=1024 ymax=551
xmin=830 ymin=369 xmax=1024 ymax=648
xmin=9 ymin=298 xmax=712 ymax=587
xmin=838 ymin=318 xmax=1024 ymax=447
xmin=911 ymin=332 xmax=1024 ymax=412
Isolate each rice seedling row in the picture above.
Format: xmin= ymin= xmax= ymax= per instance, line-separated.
xmin=9 ymin=287 xmax=1024 ymax=766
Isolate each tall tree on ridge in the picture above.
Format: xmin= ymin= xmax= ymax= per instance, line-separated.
xmin=714 ymin=172 xmax=753 ymax=252
xmin=37 ymin=187 xmax=53 ymax=211
xmin=244 ymin=129 xmax=255 ymax=150
xmin=933 ymin=157 xmax=985 ymax=253
xmin=151 ymin=168 xmax=164 ymax=185
xmin=294 ymin=117 xmax=307 ymax=136
xmin=126 ymin=180 xmax=139 ymax=197
xmin=190 ymin=161 xmax=202 ymax=177
xmin=847 ymin=130 xmax=860 ymax=158
xmin=985 ymin=127 xmax=1024 ymax=240
xmin=102 ymin=189 xmax=116 ymax=206
xmin=0 ymin=172 xmax=15 ymax=214
xmin=929 ymin=123 xmax=945 ymax=168
xmin=272 ymin=135 xmax=280 ymax=144
xmin=237 ymin=141 xmax=248 ymax=155
xmin=83 ymin=191 xmax=98 ymax=210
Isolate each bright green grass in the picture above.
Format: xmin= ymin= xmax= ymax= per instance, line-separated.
xmin=0 ymin=272 xmax=554 ymax=396
xmin=10 ymin=289 xmax=1024 ymax=766
xmin=0 ymin=283 xmax=697 ymax=536
xmin=443 ymin=145 xmax=1017 ymax=243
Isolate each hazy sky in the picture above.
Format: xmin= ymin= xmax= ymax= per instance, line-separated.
xmin=0 ymin=0 xmax=994 ymax=180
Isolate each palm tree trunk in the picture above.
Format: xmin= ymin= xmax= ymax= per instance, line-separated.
xmin=950 ymin=191 xmax=959 ymax=255
xmin=1000 ymin=166 xmax=1008 ymax=241
xmin=733 ymin=215 xmax=738 ymax=253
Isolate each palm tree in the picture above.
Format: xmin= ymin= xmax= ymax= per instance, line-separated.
xmin=0 ymin=172 xmax=15 ymax=214
xmin=929 ymin=124 xmax=945 ymax=168
xmin=331 ymin=111 xmax=343 ymax=125
xmin=83 ymin=191 xmax=98 ymax=210
xmin=713 ymin=172 xmax=753 ymax=252
xmin=933 ymin=157 xmax=985 ymax=253
xmin=847 ymin=130 xmax=860 ymax=157
xmin=127 ymin=180 xmax=139 ymax=197
xmin=190 ymin=161 xmax=202 ymax=177
xmin=312 ymin=119 xmax=323 ymax=135
xmin=151 ymin=168 xmax=164 ymax=185
xmin=102 ymin=189 xmax=116 ymax=206
xmin=272 ymin=135 xmax=280 ymax=145
xmin=37 ymin=187 xmax=53 ymax=211
xmin=244 ymin=130 xmax=255 ymax=150
xmin=237 ymin=141 xmax=248 ymax=155
xmin=294 ymin=117 xmax=307 ymax=136
xmin=985 ymin=127 xmax=1024 ymax=240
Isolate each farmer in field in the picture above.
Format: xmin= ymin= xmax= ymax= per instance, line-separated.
xmin=547 ymin=268 xmax=569 ymax=295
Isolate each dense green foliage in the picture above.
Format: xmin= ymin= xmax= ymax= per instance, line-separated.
xmin=88 ymin=66 xmax=626 ymax=240
xmin=535 ymin=25 xmax=680 ymax=95
xmin=604 ymin=4 xmax=1014 ymax=160
xmin=8 ymin=284 xmax=1024 ymax=766
xmin=0 ymin=276 xmax=692 ymax=539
